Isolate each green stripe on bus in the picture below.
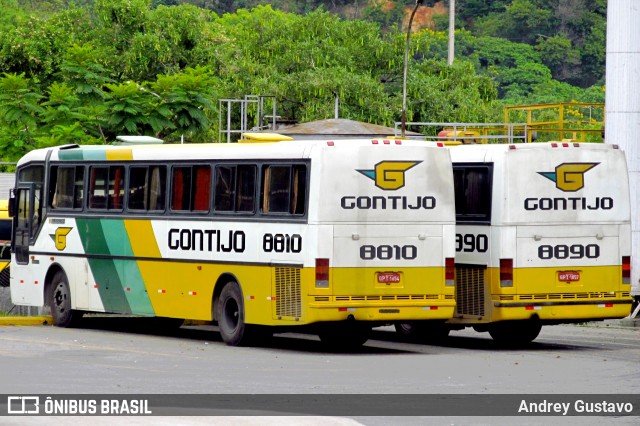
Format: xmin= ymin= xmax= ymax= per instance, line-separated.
xmin=76 ymin=218 xmax=132 ymax=314
xmin=101 ymin=219 xmax=155 ymax=316
xmin=58 ymin=150 xmax=84 ymax=161
xmin=58 ymin=147 xmax=107 ymax=161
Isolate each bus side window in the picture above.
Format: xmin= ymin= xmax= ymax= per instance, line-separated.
xmin=291 ymin=165 xmax=306 ymax=215
xmin=193 ymin=165 xmax=211 ymax=212
xmin=128 ymin=165 xmax=166 ymax=212
xmin=128 ymin=167 xmax=147 ymax=210
xmin=50 ymin=166 xmax=85 ymax=210
xmin=214 ymin=165 xmax=256 ymax=213
xmin=261 ymin=164 xmax=306 ymax=215
xmin=236 ymin=165 xmax=256 ymax=212
xmin=171 ymin=165 xmax=210 ymax=213
xmin=108 ymin=166 xmax=124 ymax=210
xmin=88 ymin=167 xmax=108 ymax=209
xmin=214 ymin=166 xmax=234 ymax=211
xmin=148 ymin=166 xmax=166 ymax=211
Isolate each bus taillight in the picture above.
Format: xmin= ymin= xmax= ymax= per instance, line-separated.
xmin=622 ymin=256 xmax=631 ymax=284
xmin=316 ymin=258 xmax=329 ymax=288
xmin=500 ymin=258 xmax=513 ymax=287
xmin=445 ymin=257 xmax=455 ymax=286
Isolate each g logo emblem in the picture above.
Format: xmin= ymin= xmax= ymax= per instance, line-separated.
xmin=50 ymin=227 xmax=73 ymax=250
xmin=357 ymin=161 xmax=422 ymax=191
xmin=538 ymin=163 xmax=599 ymax=192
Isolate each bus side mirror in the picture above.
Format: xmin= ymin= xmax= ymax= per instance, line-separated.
xmin=8 ymin=189 xmax=15 ymax=217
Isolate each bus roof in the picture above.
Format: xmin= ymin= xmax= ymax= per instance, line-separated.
xmin=17 ymin=139 xmax=447 ymax=165
xmin=449 ymin=142 xmax=620 ymax=162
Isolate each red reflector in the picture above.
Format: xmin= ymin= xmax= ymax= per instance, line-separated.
xmin=327 ymin=141 xmax=334 ymax=146
xmin=562 ymin=143 xmax=569 ymax=147
xmin=395 ymin=140 xmax=402 ymax=145
xmin=551 ymin=143 xmax=558 ymax=148
xmin=508 ymin=145 xmax=516 ymax=150
xmin=430 ymin=306 xmax=438 ymax=310
xmin=372 ymin=140 xmax=379 ymax=144
xmin=573 ymin=143 xmax=580 ymax=147
xmin=437 ymin=142 xmax=444 ymax=147
xmin=338 ymin=307 xmax=347 ymax=312
xmin=606 ymin=303 xmax=614 ymax=308
xmin=525 ymin=306 xmax=534 ymax=311
xmin=383 ymin=140 xmax=390 ymax=144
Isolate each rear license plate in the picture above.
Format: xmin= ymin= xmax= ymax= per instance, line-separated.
xmin=558 ymin=271 xmax=580 ymax=282
xmin=377 ymin=272 xmax=401 ymax=284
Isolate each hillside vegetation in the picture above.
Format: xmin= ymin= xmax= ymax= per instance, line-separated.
xmin=0 ymin=0 xmax=605 ymax=159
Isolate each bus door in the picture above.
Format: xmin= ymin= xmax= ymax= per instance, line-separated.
xmin=12 ymin=184 xmax=40 ymax=265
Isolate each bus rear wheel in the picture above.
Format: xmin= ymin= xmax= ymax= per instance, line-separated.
xmin=488 ymin=319 xmax=542 ymax=346
xmin=318 ymin=322 xmax=371 ymax=350
xmin=395 ymin=321 xmax=450 ymax=343
xmin=216 ymin=281 xmax=262 ymax=346
xmin=49 ymin=270 xmax=82 ymax=328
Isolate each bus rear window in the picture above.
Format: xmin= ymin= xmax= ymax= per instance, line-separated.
xmin=453 ymin=163 xmax=492 ymax=224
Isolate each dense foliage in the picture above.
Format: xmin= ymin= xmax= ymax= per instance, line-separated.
xmin=0 ymin=0 xmax=605 ymax=161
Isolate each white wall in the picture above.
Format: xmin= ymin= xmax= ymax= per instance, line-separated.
xmin=606 ymin=0 xmax=640 ymax=298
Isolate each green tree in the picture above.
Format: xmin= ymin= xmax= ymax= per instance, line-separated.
xmin=58 ymin=43 xmax=113 ymax=103
xmin=103 ymin=81 xmax=172 ymax=137
xmin=535 ymin=34 xmax=580 ymax=82
xmin=36 ymin=81 xmax=102 ymax=147
xmin=0 ymin=73 xmax=43 ymax=160
xmin=151 ymin=66 xmax=219 ymax=140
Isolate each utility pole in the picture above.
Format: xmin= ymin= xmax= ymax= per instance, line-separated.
xmin=401 ymin=0 xmax=424 ymax=138
xmin=448 ymin=0 xmax=455 ymax=65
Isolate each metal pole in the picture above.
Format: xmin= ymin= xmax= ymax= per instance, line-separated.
xmin=401 ymin=1 xmax=424 ymax=138
xmin=448 ymin=0 xmax=455 ymax=65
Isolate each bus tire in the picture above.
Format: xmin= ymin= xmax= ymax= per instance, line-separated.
xmin=217 ymin=281 xmax=252 ymax=346
xmin=488 ymin=320 xmax=542 ymax=346
xmin=318 ymin=322 xmax=371 ymax=350
xmin=395 ymin=321 xmax=450 ymax=343
xmin=49 ymin=270 xmax=82 ymax=328
xmin=395 ymin=322 xmax=419 ymax=336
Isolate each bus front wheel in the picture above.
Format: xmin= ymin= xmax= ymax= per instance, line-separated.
xmin=49 ymin=270 xmax=82 ymax=327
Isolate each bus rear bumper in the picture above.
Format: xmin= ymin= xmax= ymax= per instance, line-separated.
xmin=305 ymin=302 xmax=456 ymax=322
xmin=490 ymin=299 xmax=632 ymax=322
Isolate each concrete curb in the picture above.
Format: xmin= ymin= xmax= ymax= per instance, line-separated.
xmin=0 ymin=316 xmax=52 ymax=326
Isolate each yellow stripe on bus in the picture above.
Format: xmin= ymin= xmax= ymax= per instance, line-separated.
xmin=124 ymin=220 xmax=161 ymax=258
xmin=106 ymin=148 xmax=133 ymax=161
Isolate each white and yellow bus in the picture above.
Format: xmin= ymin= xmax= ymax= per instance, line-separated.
xmin=446 ymin=142 xmax=632 ymax=344
xmin=9 ymin=138 xmax=456 ymax=347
